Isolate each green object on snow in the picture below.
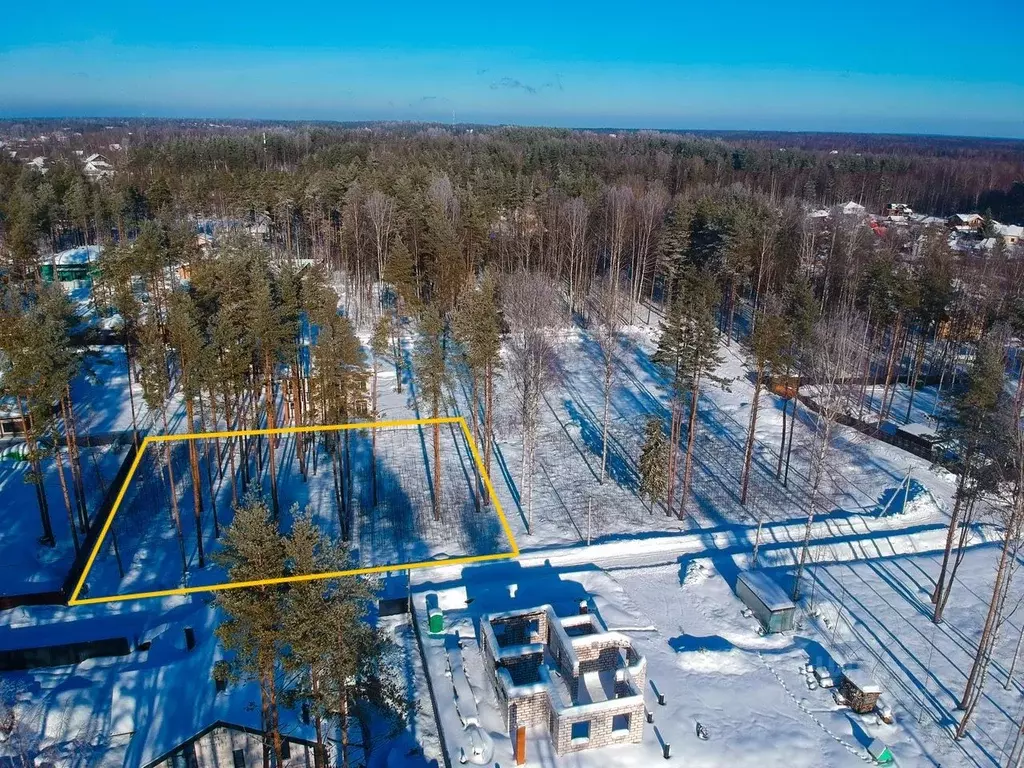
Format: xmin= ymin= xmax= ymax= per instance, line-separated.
xmin=868 ymin=738 xmax=894 ymax=764
xmin=428 ymin=608 xmax=444 ymax=634
xmin=0 ymin=449 xmax=28 ymax=463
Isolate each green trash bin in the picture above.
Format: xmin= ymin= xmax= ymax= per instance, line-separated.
xmin=428 ymin=608 xmax=443 ymax=634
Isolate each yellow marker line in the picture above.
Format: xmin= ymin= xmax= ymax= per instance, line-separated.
xmin=68 ymin=416 xmax=519 ymax=606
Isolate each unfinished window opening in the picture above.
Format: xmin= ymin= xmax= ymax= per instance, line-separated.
xmin=612 ymin=713 xmax=631 ymax=732
xmin=570 ymin=721 xmax=591 ymax=742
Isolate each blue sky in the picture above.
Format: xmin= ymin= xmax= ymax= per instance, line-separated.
xmin=1 ymin=0 xmax=1022 ymax=137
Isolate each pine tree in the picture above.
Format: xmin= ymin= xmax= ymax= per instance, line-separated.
xmin=653 ymin=265 xmax=725 ymax=518
xmin=589 ymin=275 xmax=623 ymax=483
xmin=383 ymin=236 xmax=417 ymax=393
xmin=167 ymin=289 xmax=210 ymax=562
xmin=369 ymin=313 xmax=392 ymax=506
xmin=137 ymin=318 xmax=187 ymax=577
xmin=311 ymin=308 xmax=367 ymax=538
xmin=97 ymin=242 xmax=143 ymax=448
xmin=213 ymin=493 xmax=288 ymax=766
xmin=247 ymin=266 xmax=292 ymax=519
xmin=740 ymin=310 xmax=786 ymax=506
xmin=452 ymin=269 xmax=502 ymax=506
xmin=638 ymin=417 xmax=669 ymax=510
xmin=0 ymin=285 xmax=79 ymax=547
xmin=932 ymin=337 xmax=1004 ymax=622
xmin=415 ymin=306 xmax=448 ymax=521
xmin=281 ymin=511 xmax=402 ymax=768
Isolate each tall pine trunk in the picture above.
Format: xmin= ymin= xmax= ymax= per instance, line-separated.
xmin=184 ymin=398 xmax=206 ymax=568
xmin=17 ymin=396 xmax=54 ymax=546
xmin=679 ymin=373 xmax=702 ymax=519
xmin=932 ymin=444 xmax=974 ymax=622
xmin=666 ymin=395 xmax=682 ymax=516
xmin=432 ymin=405 xmax=442 ymax=521
xmin=162 ymin=408 xmax=188 ymax=577
xmin=371 ymin=360 xmax=379 ymax=506
xmin=264 ymin=354 xmax=279 ymax=518
xmin=740 ymin=361 xmax=764 ymax=506
xmin=484 ymin=362 xmax=493 ymax=505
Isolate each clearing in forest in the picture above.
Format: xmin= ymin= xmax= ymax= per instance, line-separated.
xmin=69 ymin=417 xmax=517 ymax=605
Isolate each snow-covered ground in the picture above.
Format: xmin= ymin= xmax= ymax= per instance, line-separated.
xmin=0 ymin=346 xmax=151 ymax=597
xmin=414 ymin=544 xmax=1023 ymax=768
xmin=3 ymin=298 xmax=1016 ymax=767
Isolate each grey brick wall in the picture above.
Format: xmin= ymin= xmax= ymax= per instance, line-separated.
xmin=550 ymin=699 xmax=645 ymax=755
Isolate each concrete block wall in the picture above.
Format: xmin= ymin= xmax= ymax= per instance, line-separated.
xmin=550 ymin=698 xmax=645 ymax=755
xmin=501 ymin=652 xmax=543 ymax=685
xmin=490 ymin=609 xmax=548 ymax=648
xmin=506 ymin=688 xmax=550 ymax=730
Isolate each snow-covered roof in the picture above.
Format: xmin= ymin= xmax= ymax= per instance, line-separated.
xmin=808 ymin=209 xmax=830 ymax=218
xmin=995 ymin=223 xmax=1024 ymax=238
xmin=953 ymin=213 xmax=983 ymax=224
xmin=843 ymin=667 xmax=882 ymax=694
xmin=896 ymin=422 xmax=939 ymax=440
xmin=737 ymin=570 xmax=795 ymax=612
xmin=841 ymin=201 xmax=866 ymax=214
xmin=42 ymin=245 xmax=102 ymax=266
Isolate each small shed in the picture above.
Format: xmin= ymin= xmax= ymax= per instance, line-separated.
xmin=736 ymin=571 xmax=796 ymax=633
xmin=867 ymin=738 xmax=894 ymax=764
xmin=895 ymin=422 xmax=946 ymax=459
xmin=840 ymin=668 xmax=882 ymax=714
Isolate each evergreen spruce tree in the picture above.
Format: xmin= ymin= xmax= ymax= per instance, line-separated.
xmin=638 ymin=416 xmax=669 ymax=510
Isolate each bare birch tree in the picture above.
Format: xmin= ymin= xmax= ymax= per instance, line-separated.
xmin=364 ymin=190 xmax=397 ymax=304
xmin=563 ymin=197 xmax=590 ymax=314
xmin=588 ymin=275 xmax=624 ymax=483
xmin=503 ymin=269 xmax=564 ymax=530
xmin=791 ymin=307 xmax=863 ymax=600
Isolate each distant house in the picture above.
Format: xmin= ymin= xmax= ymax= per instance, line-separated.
xmin=948 ymin=213 xmax=984 ymax=230
xmin=885 ymin=203 xmax=913 ymax=217
xmin=840 ymin=201 xmax=866 ymax=216
xmin=26 ymin=156 xmax=49 ymax=175
xmin=39 ymin=245 xmax=102 ymax=283
xmin=994 ymin=223 xmax=1023 ymax=247
xmin=82 ymin=152 xmax=115 ymax=181
xmin=0 ymin=393 xmax=30 ymax=437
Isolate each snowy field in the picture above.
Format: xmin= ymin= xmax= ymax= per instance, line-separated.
xmin=444 ymin=317 xmax=961 ymax=555
xmin=415 ymin=546 xmax=1021 ymax=768
xmin=82 ymin=421 xmax=514 ymax=600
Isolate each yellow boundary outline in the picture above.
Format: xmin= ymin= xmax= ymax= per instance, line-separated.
xmin=68 ymin=416 xmax=519 ymax=606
